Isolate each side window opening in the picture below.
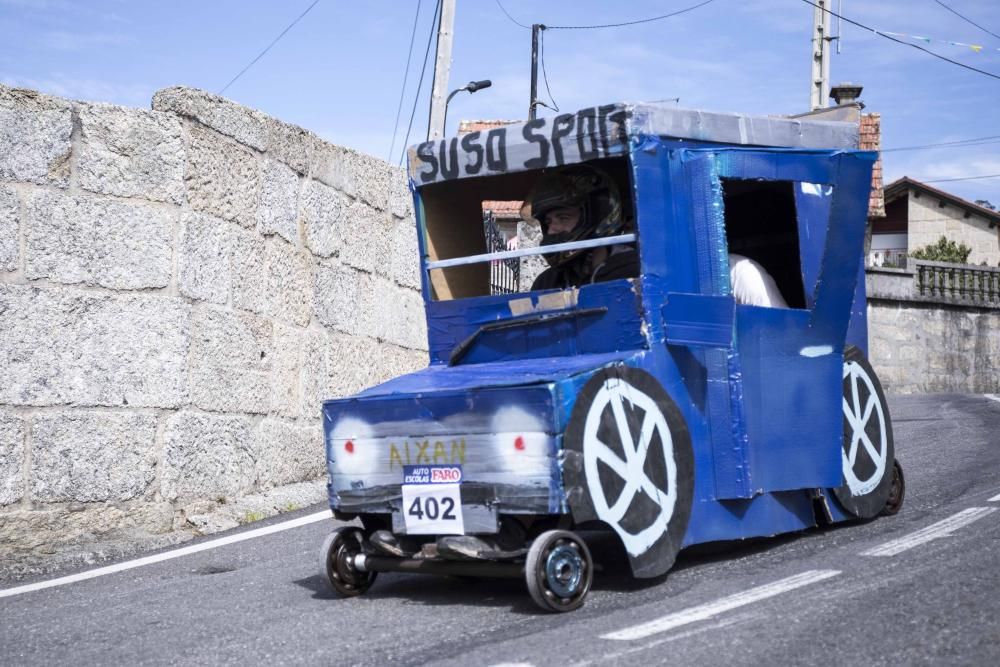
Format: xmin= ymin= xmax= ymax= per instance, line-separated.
xmin=720 ymin=179 xmax=807 ymax=309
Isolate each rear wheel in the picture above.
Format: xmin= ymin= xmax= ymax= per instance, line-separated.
xmin=880 ymin=459 xmax=906 ymax=516
xmin=833 ymin=346 xmax=895 ymax=518
xmin=319 ymin=527 xmax=377 ymax=597
xmin=525 ymin=530 xmax=593 ymax=613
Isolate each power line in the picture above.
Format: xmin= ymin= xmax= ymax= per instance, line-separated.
xmin=933 ymin=0 xmax=1000 ymax=42
xmin=882 ymin=135 xmax=1000 ymax=152
xmin=219 ymin=0 xmax=321 ymax=95
xmin=494 ymin=0 xmax=719 ymax=31
xmin=547 ymin=0 xmax=719 ymax=30
xmin=388 ymin=0 xmax=424 ymax=162
xmin=538 ymin=28 xmax=559 ymax=112
xmin=494 ymin=0 xmax=530 ymax=29
xmin=399 ymin=0 xmax=442 ymax=166
xmin=921 ymin=173 xmax=1000 ymax=184
xmin=798 ymin=0 xmax=1000 ymax=81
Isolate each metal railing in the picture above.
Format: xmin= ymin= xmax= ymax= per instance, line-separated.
xmin=482 ymin=210 xmax=520 ymax=295
xmin=914 ymin=259 xmax=1000 ymax=304
xmin=869 ymin=247 xmax=908 ymax=269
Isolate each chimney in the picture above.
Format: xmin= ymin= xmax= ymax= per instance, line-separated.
xmin=830 ymin=82 xmax=864 ymax=107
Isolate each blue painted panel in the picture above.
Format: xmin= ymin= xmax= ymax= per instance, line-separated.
xmin=343 ymin=350 xmax=634 ymax=403
xmin=716 ymin=149 xmax=845 ymax=185
xmin=735 ymin=305 xmax=842 ymax=491
xmin=424 ymin=279 xmax=646 ymax=366
xmin=686 ymin=153 xmax=730 ymax=296
xmin=794 ymin=182 xmax=833 ymax=308
xmin=710 ymin=347 xmax=750 ymax=498
xmin=673 ymin=150 xmax=756 ymax=500
xmin=323 ymin=360 xmax=631 ymax=516
xmin=325 ymin=385 xmax=559 ymax=436
xmin=808 ymin=153 xmax=875 ymax=346
xmin=663 ymin=293 xmax=735 ymax=347
xmin=629 ymin=142 xmax=700 ymax=336
xmin=707 ymin=149 xmax=873 ymax=495
xmin=845 ymin=261 xmax=869 ymax=355
xmin=682 ymin=490 xmax=817 ymax=546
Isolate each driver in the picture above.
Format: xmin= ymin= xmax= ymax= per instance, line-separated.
xmin=526 ymin=165 xmax=639 ymax=291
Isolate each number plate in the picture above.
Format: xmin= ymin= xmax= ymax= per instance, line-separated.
xmin=401 ymin=465 xmax=464 ymax=535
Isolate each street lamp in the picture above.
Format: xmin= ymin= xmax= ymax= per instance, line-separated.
xmin=442 ymin=79 xmax=492 ymax=137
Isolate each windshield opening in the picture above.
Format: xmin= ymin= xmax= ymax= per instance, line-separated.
xmin=418 ymin=157 xmax=635 ymax=301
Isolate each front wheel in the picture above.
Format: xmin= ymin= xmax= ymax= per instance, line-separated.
xmin=319 ymin=526 xmax=377 ymax=597
xmin=525 ymin=530 xmax=593 ymax=613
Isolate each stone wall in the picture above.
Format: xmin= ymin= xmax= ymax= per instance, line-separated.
xmin=0 ymin=84 xmax=427 ymax=572
xmin=867 ymin=267 xmax=1000 ymax=394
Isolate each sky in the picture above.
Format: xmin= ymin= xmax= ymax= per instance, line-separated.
xmin=1 ymin=0 xmax=998 ymax=205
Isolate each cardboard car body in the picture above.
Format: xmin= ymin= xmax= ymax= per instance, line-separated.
xmin=321 ymin=103 xmax=896 ymax=587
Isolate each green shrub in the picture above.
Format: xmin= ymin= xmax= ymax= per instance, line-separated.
xmin=910 ymin=236 xmax=973 ymax=264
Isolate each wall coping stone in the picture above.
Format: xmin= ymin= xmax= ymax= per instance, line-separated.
xmin=866 ymin=267 xmax=1000 ymax=311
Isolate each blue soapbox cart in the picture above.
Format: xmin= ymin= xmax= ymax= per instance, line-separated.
xmin=319 ymin=103 xmax=904 ymax=612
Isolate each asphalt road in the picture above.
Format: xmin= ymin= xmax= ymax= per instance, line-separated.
xmin=3 ymin=393 xmax=1000 ymax=666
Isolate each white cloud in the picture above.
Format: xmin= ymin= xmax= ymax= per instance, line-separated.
xmin=885 ymin=149 xmax=1000 ymax=206
xmin=892 ymin=154 xmax=1000 ymax=183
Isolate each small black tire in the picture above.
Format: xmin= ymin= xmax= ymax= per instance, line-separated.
xmin=319 ymin=527 xmax=377 ymax=597
xmin=525 ymin=530 xmax=593 ymax=613
xmin=880 ymin=459 xmax=905 ymax=517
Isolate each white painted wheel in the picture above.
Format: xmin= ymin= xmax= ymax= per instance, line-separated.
xmin=582 ymin=377 xmax=678 ymax=557
xmin=562 ymin=366 xmax=693 ymax=579
xmin=833 ymin=346 xmax=895 ymax=518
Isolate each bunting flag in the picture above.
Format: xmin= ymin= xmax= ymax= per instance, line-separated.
xmin=877 ymin=30 xmax=998 ymax=53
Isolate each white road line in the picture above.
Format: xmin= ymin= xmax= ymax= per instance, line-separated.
xmin=600 ymin=569 xmax=841 ymax=642
xmin=989 ymin=493 xmax=1000 ymax=502
xmin=0 ymin=510 xmax=331 ymax=599
xmin=584 ymin=614 xmax=753 ymax=666
xmin=861 ymin=507 xmax=998 ymax=557
xmin=985 ymin=394 xmax=1000 ymax=403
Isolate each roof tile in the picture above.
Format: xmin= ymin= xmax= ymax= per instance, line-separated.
xmin=457 ymin=120 xmax=520 ymax=134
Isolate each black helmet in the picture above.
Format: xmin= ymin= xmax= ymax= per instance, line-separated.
xmin=526 ymin=165 xmax=624 ymax=267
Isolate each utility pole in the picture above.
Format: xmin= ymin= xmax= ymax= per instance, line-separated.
xmin=809 ymin=0 xmax=832 ymax=110
xmin=529 ymin=24 xmax=544 ymax=120
xmin=427 ymin=0 xmax=456 ymax=140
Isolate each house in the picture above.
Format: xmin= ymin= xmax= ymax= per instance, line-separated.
xmin=871 ymin=177 xmax=1000 ymax=267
